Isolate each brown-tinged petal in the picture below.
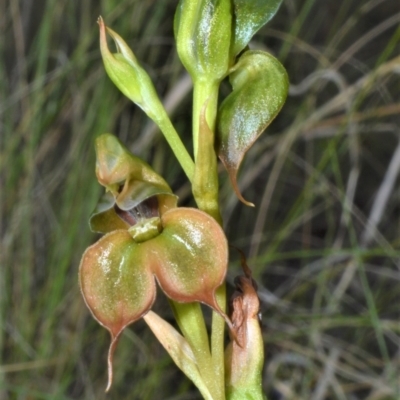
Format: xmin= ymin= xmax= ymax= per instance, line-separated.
xmin=79 ymin=230 xmax=156 ymax=391
xmin=95 ymin=133 xmax=172 ymax=193
xmin=149 ymin=208 xmax=228 ymax=317
xmin=217 ymin=50 xmax=288 ymax=206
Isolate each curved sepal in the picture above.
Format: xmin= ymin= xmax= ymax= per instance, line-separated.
xmin=95 ymin=133 xmax=172 ymax=193
xmin=231 ymin=0 xmax=284 ymax=58
xmin=217 ymin=51 xmax=288 ymax=205
xmin=152 ymin=208 xmax=228 ymax=316
xmin=79 ymin=230 xmax=156 ymax=391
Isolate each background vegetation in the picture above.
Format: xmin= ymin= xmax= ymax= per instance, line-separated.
xmin=1 ymin=0 xmax=399 ymax=399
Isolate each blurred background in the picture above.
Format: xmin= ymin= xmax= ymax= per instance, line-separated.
xmin=1 ymin=0 xmax=399 ymax=399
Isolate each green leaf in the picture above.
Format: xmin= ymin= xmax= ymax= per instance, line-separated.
xmin=217 ymin=50 xmax=288 ymax=206
xmin=174 ymin=0 xmax=232 ymax=83
xmin=231 ymin=0 xmax=283 ymax=58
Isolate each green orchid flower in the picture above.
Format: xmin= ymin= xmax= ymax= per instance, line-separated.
xmin=79 ymin=134 xmax=229 ymax=391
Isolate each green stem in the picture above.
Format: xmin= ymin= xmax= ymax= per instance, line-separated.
xmin=192 ymin=79 xmax=222 ymax=222
xmin=192 ymin=78 xmax=226 ymax=399
xmin=169 ymin=301 xmax=216 ymax=394
xmin=211 ymin=285 xmax=227 ymax=399
xmin=192 ymin=79 xmax=219 ymax=161
xmin=152 ymin=107 xmax=195 ymax=182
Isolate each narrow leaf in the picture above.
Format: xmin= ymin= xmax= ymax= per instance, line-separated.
xmin=143 ymin=311 xmax=214 ymax=400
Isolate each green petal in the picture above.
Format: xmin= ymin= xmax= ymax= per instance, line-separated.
xmin=89 ymin=191 xmax=129 ymax=233
xmin=79 ymin=230 xmax=156 ymax=390
xmin=149 ymin=208 xmax=228 ymax=315
xmin=231 ymin=0 xmax=283 ymax=58
xmin=116 ymin=179 xmax=177 ymax=216
xmin=217 ymin=51 xmax=288 ymax=205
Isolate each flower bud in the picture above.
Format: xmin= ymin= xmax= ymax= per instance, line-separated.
xmin=98 ymin=17 xmax=164 ymax=120
xmin=174 ymin=0 xmax=232 ymax=83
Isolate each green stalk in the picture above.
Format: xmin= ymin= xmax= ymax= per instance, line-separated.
xmin=211 ymin=285 xmax=227 ymax=398
xmin=152 ymin=107 xmax=195 ymax=182
xmin=169 ymin=301 xmax=217 ymax=395
xmin=192 ymin=80 xmax=219 ymax=161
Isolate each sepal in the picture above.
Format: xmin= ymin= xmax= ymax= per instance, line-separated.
xmin=95 ymin=133 xmax=171 ymax=192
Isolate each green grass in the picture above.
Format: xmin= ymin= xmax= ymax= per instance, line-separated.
xmin=1 ymin=0 xmax=399 ymax=399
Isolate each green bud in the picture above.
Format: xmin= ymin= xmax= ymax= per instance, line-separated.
xmin=174 ymin=0 xmax=232 ymax=83
xmin=98 ymin=16 xmax=163 ymax=120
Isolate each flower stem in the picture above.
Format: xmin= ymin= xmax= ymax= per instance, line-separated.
xmin=152 ymin=106 xmax=195 ymax=182
xmin=211 ymin=285 xmax=227 ymax=399
xmin=192 ymin=79 xmax=219 ymax=160
xmin=169 ymin=301 xmax=218 ymax=395
xmin=192 ymin=78 xmax=226 ymax=399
